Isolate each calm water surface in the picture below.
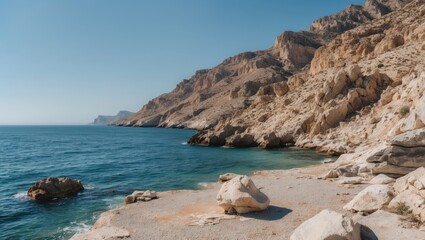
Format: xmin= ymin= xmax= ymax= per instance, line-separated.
xmin=0 ymin=126 xmax=331 ymax=239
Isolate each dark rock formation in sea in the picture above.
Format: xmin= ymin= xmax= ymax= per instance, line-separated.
xmin=27 ymin=177 xmax=84 ymax=202
xmin=92 ymin=111 xmax=134 ymax=125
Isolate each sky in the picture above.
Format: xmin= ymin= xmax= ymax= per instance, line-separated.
xmin=0 ymin=0 xmax=364 ymax=125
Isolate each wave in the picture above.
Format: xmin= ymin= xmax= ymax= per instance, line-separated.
xmin=101 ymin=195 xmax=124 ymax=209
xmin=181 ymin=142 xmax=188 ymax=145
xmin=61 ymin=221 xmax=91 ymax=235
xmin=321 ymin=158 xmax=335 ymax=164
xmin=13 ymin=191 xmax=29 ymax=202
xmin=83 ymin=184 xmax=95 ymax=190
xmin=197 ymin=182 xmax=216 ymax=189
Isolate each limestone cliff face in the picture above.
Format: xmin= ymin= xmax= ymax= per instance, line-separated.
xmin=118 ymin=0 xmax=423 ymax=161
xmin=118 ymin=0 xmax=409 ymax=130
xmin=189 ymin=0 xmax=424 ymax=150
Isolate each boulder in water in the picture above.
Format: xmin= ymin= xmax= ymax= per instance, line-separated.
xmin=27 ymin=177 xmax=84 ymax=201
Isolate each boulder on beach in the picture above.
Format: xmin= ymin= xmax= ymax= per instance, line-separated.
xmin=124 ymin=190 xmax=158 ymax=204
xmin=290 ymin=209 xmax=361 ymax=240
xmin=27 ymin=177 xmax=84 ymax=201
xmin=216 ymin=175 xmax=269 ymax=214
xmin=343 ymin=184 xmax=393 ymax=213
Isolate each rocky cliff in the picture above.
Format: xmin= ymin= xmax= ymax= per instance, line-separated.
xmin=118 ymin=0 xmax=413 ymax=130
xmin=118 ymin=0 xmax=425 ymax=178
xmin=92 ymin=111 xmax=134 ymax=125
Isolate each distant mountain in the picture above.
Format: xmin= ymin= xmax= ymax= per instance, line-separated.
xmin=92 ymin=111 xmax=134 ymax=125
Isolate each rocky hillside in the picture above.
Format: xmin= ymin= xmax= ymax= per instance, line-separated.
xmin=116 ymin=0 xmax=411 ymax=130
xmin=92 ymin=111 xmax=134 ymax=125
xmin=117 ymin=0 xmax=425 ymax=179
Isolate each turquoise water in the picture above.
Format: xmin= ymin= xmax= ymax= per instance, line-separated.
xmin=0 ymin=126 xmax=331 ymax=239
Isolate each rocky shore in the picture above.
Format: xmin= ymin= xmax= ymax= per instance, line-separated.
xmin=71 ymin=163 xmax=425 ymax=239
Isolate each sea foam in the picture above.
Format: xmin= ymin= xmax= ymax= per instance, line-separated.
xmin=13 ymin=192 xmax=30 ymax=202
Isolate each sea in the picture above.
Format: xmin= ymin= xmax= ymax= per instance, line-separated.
xmin=0 ymin=126 xmax=332 ymax=239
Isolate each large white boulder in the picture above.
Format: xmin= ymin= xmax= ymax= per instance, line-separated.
xmin=290 ymin=209 xmax=361 ymax=240
xmin=369 ymin=174 xmax=395 ymax=184
xmin=343 ymin=184 xmax=393 ymax=213
xmin=216 ymin=175 xmax=269 ymax=214
xmin=354 ymin=210 xmax=425 ymax=239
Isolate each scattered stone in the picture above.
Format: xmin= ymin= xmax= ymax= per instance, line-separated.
xmin=142 ymin=190 xmax=157 ymax=198
xmin=290 ymin=209 xmax=361 ymax=240
xmin=343 ymin=184 xmax=393 ymax=213
xmin=216 ymin=175 xmax=270 ymax=214
xmin=124 ymin=195 xmax=136 ymax=205
xmin=338 ymin=176 xmax=364 ymax=185
xmin=369 ymin=174 xmax=395 ymax=184
xmin=219 ymin=173 xmax=239 ymax=182
xmin=27 ymin=177 xmax=84 ymax=201
xmin=124 ymin=190 xmax=158 ymax=204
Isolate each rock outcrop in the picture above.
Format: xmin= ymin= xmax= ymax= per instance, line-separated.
xmin=216 ymin=175 xmax=270 ymax=214
xmin=290 ymin=209 xmax=361 ymax=240
xmin=343 ymin=184 xmax=393 ymax=213
xmin=92 ymin=111 xmax=134 ymax=125
xmin=27 ymin=177 xmax=84 ymax=201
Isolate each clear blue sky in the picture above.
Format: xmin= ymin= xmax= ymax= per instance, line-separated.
xmin=0 ymin=0 xmax=364 ymax=125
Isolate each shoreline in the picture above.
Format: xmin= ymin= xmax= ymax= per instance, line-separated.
xmin=70 ymin=162 xmax=365 ymax=240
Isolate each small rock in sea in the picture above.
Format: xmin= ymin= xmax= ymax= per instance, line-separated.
xmin=27 ymin=177 xmax=84 ymax=202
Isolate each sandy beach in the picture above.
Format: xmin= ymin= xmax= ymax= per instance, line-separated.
xmin=71 ymin=164 xmax=367 ymax=240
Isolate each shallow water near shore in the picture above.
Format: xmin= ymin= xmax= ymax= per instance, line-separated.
xmin=0 ymin=126 xmax=331 ymax=239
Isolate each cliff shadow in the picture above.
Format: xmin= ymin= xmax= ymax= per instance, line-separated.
xmin=240 ymin=205 xmax=292 ymax=221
